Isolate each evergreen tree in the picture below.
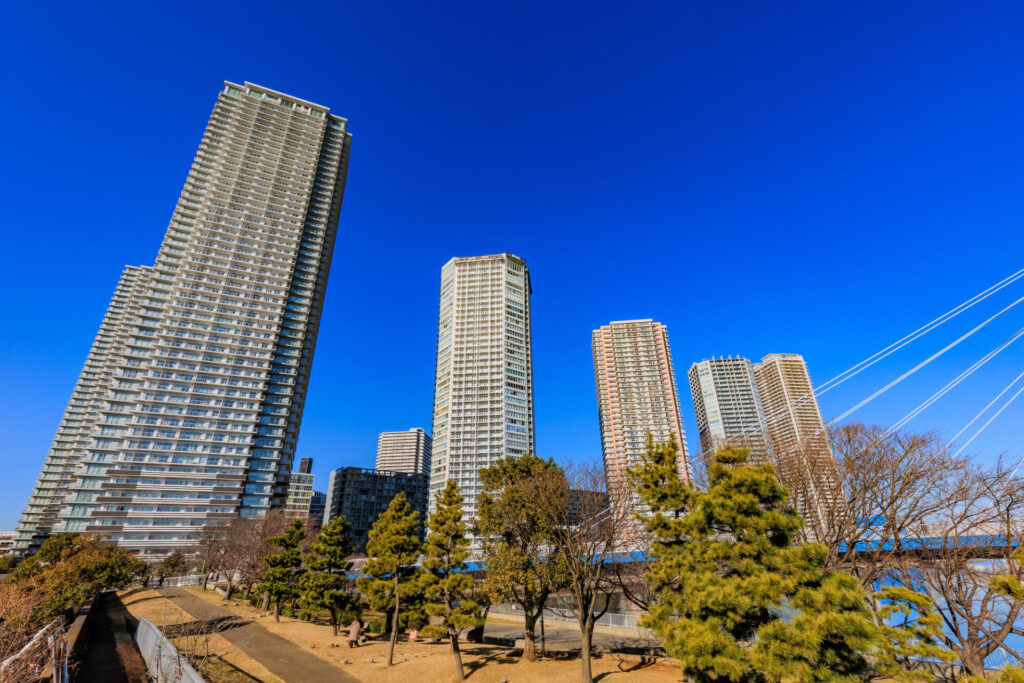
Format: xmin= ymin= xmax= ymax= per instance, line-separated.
xmin=476 ymin=454 xmax=569 ymax=663
xmin=157 ymin=551 xmax=187 ymax=579
xmin=633 ymin=441 xmax=880 ymax=682
xmin=300 ymin=516 xmax=359 ymax=636
xmin=422 ymin=480 xmax=481 ymax=681
xmin=260 ymin=519 xmax=306 ymax=622
xmin=357 ymin=492 xmax=422 ymax=666
xmin=872 ymin=586 xmax=954 ymax=681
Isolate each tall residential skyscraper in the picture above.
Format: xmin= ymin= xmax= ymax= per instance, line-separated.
xmin=15 ymin=82 xmax=351 ymax=558
xmin=688 ymin=357 xmax=774 ymax=466
xmin=753 ymin=353 xmax=843 ymax=533
xmin=429 ymin=253 xmax=535 ymax=519
xmin=592 ymin=320 xmax=689 ymax=508
xmin=285 ymin=458 xmax=317 ymax=520
xmin=376 ymin=428 xmax=432 ymax=476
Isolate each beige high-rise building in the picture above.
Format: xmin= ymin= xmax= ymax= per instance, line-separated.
xmin=753 ymin=353 xmax=843 ymax=534
xmin=16 ymin=82 xmax=351 ymax=558
xmin=688 ymin=357 xmax=774 ymax=467
xmin=376 ymin=428 xmax=431 ymax=476
xmin=592 ymin=320 xmax=689 ymax=509
xmin=429 ymin=254 xmax=534 ymax=521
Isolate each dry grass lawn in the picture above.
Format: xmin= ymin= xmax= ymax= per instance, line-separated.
xmin=185 ymin=587 xmax=682 ymax=682
xmin=120 ymin=589 xmax=282 ymax=682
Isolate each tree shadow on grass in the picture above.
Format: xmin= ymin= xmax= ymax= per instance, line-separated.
xmin=162 ymin=615 xmax=252 ymax=638
xmin=463 ymin=645 xmax=524 ymax=678
xmin=593 ymin=655 xmax=663 ymax=681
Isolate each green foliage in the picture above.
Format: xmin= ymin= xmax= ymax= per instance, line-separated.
xmin=422 ymin=480 xmax=482 ymax=639
xmin=632 ymin=441 xmax=880 ymax=683
xmin=872 ymin=585 xmax=954 ymax=680
xmin=0 ymin=554 xmax=19 ymax=573
xmin=357 ymin=493 xmax=422 ymax=626
xmin=991 ymin=546 xmax=1024 ymax=602
xmin=962 ymin=668 xmax=1024 ymax=683
xmin=11 ymin=535 xmax=147 ymax=623
xmin=259 ymin=519 xmax=307 ymax=619
xmin=12 ymin=533 xmax=81 ymax=579
xmin=157 ymin=551 xmax=187 ymax=579
xmin=299 ymin=516 xmax=359 ymax=634
xmin=476 ymin=454 xmax=569 ymax=661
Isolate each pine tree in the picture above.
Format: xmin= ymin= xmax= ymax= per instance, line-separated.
xmin=357 ymin=492 xmax=422 ymax=666
xmin=633 ymin=441 xmax=880 ymax=682
xmin=260 ymin=519 xmax=306 ymax=622
xmin=300 ymin=516 xmax=358 ymax=636
xmin=476 ymin=453 xmax=569 ymax=663
xmin=422 ymin=480 xmax=481 ymax=681
xmin=872 ymin=585 xmax=955 ymax=680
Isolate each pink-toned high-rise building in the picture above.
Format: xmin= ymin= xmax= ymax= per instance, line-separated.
xmin=592 ymin=320 xmax=690 ymax=510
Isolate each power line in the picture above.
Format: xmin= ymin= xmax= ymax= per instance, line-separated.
xmin=742 ymin=267 xmax=1024 ymax=438
xmin=953 ymin=383 xmax=1024 ymax=457
xmin=883 ymin=325 xmax=1024 ymax=437
xmin=949 ymin=368 xmax=1024 ymax=444
xmin=828 ymin=296 xmax=1024 ymax=426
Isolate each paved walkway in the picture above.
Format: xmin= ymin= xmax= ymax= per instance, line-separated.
xmin=161 ymin=587 xmax=360 ymax=683
xmin=484 ymin=616 xmax=662 ymax=653
xmin=76 ymin=592 xmax=148 ymax=682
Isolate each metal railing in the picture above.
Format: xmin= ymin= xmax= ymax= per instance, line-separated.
xmin=135 ymin=616 xmax=205 ymax=683
xmin=488 ymin=603 xmax=650 ymax=632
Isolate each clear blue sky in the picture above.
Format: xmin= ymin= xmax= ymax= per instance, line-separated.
xmin=2 ymin=2 xmax=1023 ymax=530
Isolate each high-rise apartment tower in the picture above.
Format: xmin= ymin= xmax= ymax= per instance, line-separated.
xmin=15 ymin=82 xmax=351 ymax=557
xmin=592 ymin=320 xmax=689 ymax=509
xmin=688 ymin=357 xmax=774 ymax=466
xmin=376 ymin=428 xmax=431 ymax=476
xmin=753 ymin=354 xmax=843 ymax=534
xmin=429 ymin=253 xmax=535 ymax=520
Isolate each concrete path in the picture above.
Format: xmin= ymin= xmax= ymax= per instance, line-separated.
xmin=484 ymin=616 xmax=662 ymax=653
xmin=76 ymin=592 xmax=148 ymax=682
xmin=161 ymin=587 xmax=360 ymax=683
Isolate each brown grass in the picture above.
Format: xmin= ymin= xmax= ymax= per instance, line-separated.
xmin=120 ymin=589 xmax=282 ymax=683
xmin=184 ymin=587 xmax=682 ymax=682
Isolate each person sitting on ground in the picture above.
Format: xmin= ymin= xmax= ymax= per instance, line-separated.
xmin=408 ymin=627 xmax=419 ymax=641
xmin=348 ymin=618 xmax=362 ymax=648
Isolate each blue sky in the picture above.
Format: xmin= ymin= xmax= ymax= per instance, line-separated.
xmin=2 ymin=2 xmax=1023 ymax=529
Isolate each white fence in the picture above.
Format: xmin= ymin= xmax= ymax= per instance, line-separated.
xmin=489 ymin=603 xmax=650 ymax=631
xmin=131 ymin=574 xmax=204 ymax=590
xmin=135 ymin=616 xmax=205 ymax=683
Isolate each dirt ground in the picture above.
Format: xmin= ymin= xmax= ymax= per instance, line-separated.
xmin=121 ymin=589 xmax=283 ymax=682
xmin=184 ymin=587 xmax=683 ymax=682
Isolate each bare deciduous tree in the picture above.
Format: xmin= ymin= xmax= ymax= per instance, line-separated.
xmin=544 ymin=461 xmax=632 ymax=683
xmin=893 ymin=459 xmax=1024 ymax=674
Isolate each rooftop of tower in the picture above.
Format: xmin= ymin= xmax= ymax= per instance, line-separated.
xmin=225 ymin=80 xmax=349 ymax=125
xmin=443 ymin=252 xmax=527 ymax=266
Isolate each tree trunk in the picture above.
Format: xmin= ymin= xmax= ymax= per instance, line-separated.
xmin=260 ymin=592 xmax=270 ymax=611
xmin=243 ymin=584 xmax=252 ymax=600
xmin=332 ymin=616 xmax=339 ymax=637
xmin=202 ymin=571 xmax=210 ymax=590
xmin=274 ymin=600 xmax=280 ymax=622
xmin=387 ymin=576 xmax=400 ymax=666
xmin=522 ymin=610 xmax=538 ymax=662
xmin=580 ymin=621 xmax=593 ymax=683
xmin=450 ymin=629 xmax=465 ymax=681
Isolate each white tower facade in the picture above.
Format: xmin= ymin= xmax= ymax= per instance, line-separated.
xmin=688 ymin=357 xmax=774 ymax=467
xmin=753 ymin=353 xmax=843 ymax=534
xmin=376 ymin=428 xmax=432 ymax=476
xmin=16 ymin=82 xmax=351 ymax=558
xmin=429 ymin=253 xmax=535 ymax=520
